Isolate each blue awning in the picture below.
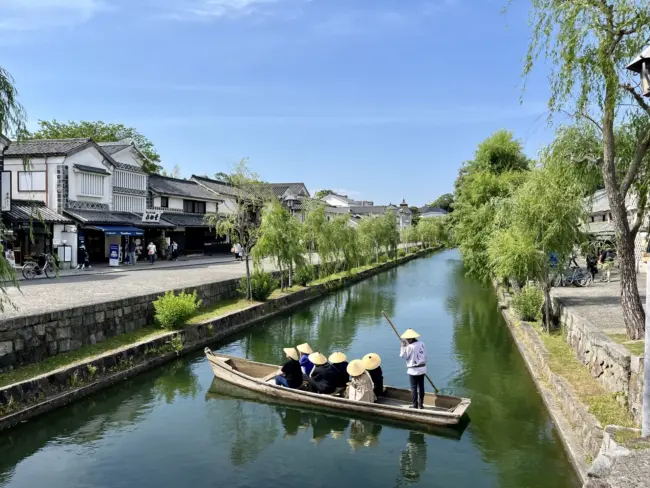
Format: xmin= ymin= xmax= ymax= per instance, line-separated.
xmin=88 ymin=225 xmax=145 ymax=236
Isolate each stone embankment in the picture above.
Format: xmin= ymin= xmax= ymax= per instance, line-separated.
xmin=0 ymin=250 xmax=435 ymax=431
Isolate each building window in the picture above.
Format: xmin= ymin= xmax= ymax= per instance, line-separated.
xmin=115 ymin=170 xmax=146 ymax=191
xmin=183 ymin=200 xmax=206 ymax=214
xmin=114 ymin=194 xmax=146 ymax=213
xmin=160 ymin=197 xmax=169 ymax=208
xmin=18 ymin=171 xmax=46 ymax=192
xmin=591 ymin=216 xmax=595 ymax=222
xmin=602 ymin=215 xmax=606 ymax=222
xmin=78 ymin=172 xmax=105 ymax=197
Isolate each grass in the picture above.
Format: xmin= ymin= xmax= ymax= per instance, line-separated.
xmin=613 ymin=428 xmax=650 ymax=450
xmin=269 ymin=285 xmax=306 ymax=299
xmin=0 ymin=327 xmax=166 ymax=388
xmin=607 ymin=333 xmax=645 ymax=357
xmin=309 ymin=264 xmax=375 ymax=286
xmin=187 ymin=298 xmax=259 ymax=324
xmin=537 ymin=328 xmax=637 ymax=428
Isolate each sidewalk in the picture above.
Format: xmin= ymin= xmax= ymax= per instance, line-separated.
xmin=13 ymin=254 xmax=236 ymax=281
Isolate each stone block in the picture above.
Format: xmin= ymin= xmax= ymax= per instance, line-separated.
xmin=48 ymin=341 xmax=58 ymax=356
xmin=0 ymin=341 xmax=14 ymax=355
xmin=70 ymin=316 xmax=83 ymax=327
xmin=95 ymin=311 xmax=105 ymax=323
xmin=14 ymin=338 xmax=25 ymax=352
xmin=58 ymin=339 xmax=71 ymax=353
xmin=106 ymin=309 xmax=114 ymax=319
xmin=83 ymin=314 xmax=95 ymax=326
xmin=17 ymin=327 xmax=34 ymax=342
xmin=34 ymin=324 xmax=46 ymax=336
xmin=0 ymin=330 xmax=17 ymax=342
xmin=56 ymin=327 xmax=72 ymax=340
xmin=89 ymin=333 xmax=97 ymax=345
xmin=70 ymin=339 xmax=83 ymax=350
xmin=122 ymin=306 xmax=132 ymax=315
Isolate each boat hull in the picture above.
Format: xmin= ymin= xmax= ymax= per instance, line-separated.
xmin=205 ymin=349 xmax=471 ymax=427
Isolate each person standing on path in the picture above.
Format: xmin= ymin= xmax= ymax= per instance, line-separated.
xmin=147 ymin=242 xmax=156 ymax=265
xmin=128 ymin=240 xmax=137 ymax=266
xmin=171 ymin=240 xmax=178 ymax=261
xmin=399 ymin=328 xmax=427 ymax=409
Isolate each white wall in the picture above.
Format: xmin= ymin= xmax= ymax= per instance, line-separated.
xmin=109 ymin=147 xmax=144 ymax=169
xmin=207 ymin=201 xmax=217 ymax=213
xmin=65 ymin=147 xmax=113 ymax=206
xmin=323 ymin=194 xmax=350 ymax=207
xmin=3 ymin=156 xmax=63 ymax=206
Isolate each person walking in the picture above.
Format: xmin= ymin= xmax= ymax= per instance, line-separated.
xmin=128 ymin=240 xmax=137 ymax=266
xmin=171 ymin=240 xmax=178 ymax=261
xmin=399 ymin=328 xmax=427 ymax=409
xmin=76 ymin=246 xmax=91 ymax=270
xmin=234 ymin=242 xmax=243 ymax=261
xmin=147 ymin=241 xmax=157 ymax=265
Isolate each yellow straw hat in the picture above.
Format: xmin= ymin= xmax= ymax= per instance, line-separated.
xmin=400 ymin=328 xmax=420 ymax=340
xmin=283 ymin=347 xmax=299 ymax=361
xmin=308 ymin=352 xmax=328 ymax=365
xmin=328 ymin=351 xmax=347 ymax=364
xmin=362 ymin=353 xmax=381 ymax=371
xmin=296 ymin=343 xmax=313 ymax=355
xmin=346 ymin=359 xmax=366 ymax=377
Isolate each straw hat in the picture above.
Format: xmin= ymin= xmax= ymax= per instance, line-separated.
xmin=400 ymin=328 xmax=420 ymax=339
xmin=308 ymin=352 xmax=328 ymax=365
xmin=346 ymin=359 xmax=366 ymax=377
xmin=328 ymin=351 xmax=347 ymax=364
xmin=283 ymin=347 xmax=299 ymax=361
xmin=296 ymin=343 xmax=313 ymax=355
xmin=362 ymin=353 xmax=381 ymax=371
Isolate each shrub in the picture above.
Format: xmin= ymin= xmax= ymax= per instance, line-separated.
xmin=294 ymin=265 xmax=314 ymax=286
xmin=154 ymin=290 xmax=201 ymax=329
xmin=378 ymin=254 xmax=389 ymax=264
xmin=239 ymin=268 xmax=278 ymax=301
xmin=397 ymin=249 xmax=406 ymax=258
xmin=511 ymin=285 xmax=544 ymax=322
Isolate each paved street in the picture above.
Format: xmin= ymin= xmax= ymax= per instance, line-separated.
xmin=551 ymin=267 xmax=646 ymax=334
xmin=0 ymin=258 xmax=268 ymax=320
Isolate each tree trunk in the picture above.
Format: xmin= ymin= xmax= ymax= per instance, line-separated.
xmin=279 ymin=264 xmax=284 ymax=290
xmin=245 ymin=254 xmax=252 ymax=300
xmin=603 ymin=112 xmax=646 ymax=340
xmin=643 ymin=262 xmax=650 ymax=437
xmin=288 ymin=264 xmax=293 ymax=288
xmin=543 ymin=283 xmax=551 ymax=333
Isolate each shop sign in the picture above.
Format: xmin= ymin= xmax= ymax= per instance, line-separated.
xmin=1 ymin=171 xmax=11 ymax=212
xmin=64 ymin=225 xmax=77 ymax=233
xmin=109 ymin=244 xmax=120 ymax=267
xmin=142 ymin=210 xmax=162 ymax=223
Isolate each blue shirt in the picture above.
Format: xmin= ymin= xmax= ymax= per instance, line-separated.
xmin=299 ymin=354 xmax=314 ymax=375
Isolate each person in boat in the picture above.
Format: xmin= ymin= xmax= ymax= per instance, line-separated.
xmin=275 ymin=347 xmax=303 ymax=389
xmin=328 ymin=351 xmax=349 ymax=389
xmin=307 ymin=352 xmax=337 ymax=394
xmin=399 ymin=328 xmax=427 ymax=409
xmin=346 ymin=359 xmax=376 ymax=403
xmin=296 ymin=343 xmax=314 ymax=377
xmin=362 ymin=353 xmax=384 ymax=398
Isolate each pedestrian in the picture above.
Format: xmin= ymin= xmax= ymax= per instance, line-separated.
xmin=586 ymin=253 xmax=598 ymax=280
xmin=77 ymin=245 xmax=91 ymax=270
xmin=147 ymin=241 xmax=156 ymax=265
xmin=128 ymin=240 xmax=137 ymax=266
xmin=399 ymin=328 xmax=427 ymax=409
xmin=598 ymin=247 xmax=613 ymax=282
xmin=234 ymin=242 xmax=243 ymax=261
xmin=171 ymin=240 xmax=178 ymax=261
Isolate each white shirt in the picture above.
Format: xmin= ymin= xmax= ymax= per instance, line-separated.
xmin=234 ymin=243 xmax=242 ymax=253
xmin=400 ymin=340 xmax=427 ymax=376
xmin=147 ymin=244 xmax=156 ymax=255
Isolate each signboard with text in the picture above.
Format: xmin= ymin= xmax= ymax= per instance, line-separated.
xmin=142 ymin=210 xmax=162 ymax=223
xmin=1 ymin=171 xmax=11 ymax=212
xmin=109 ymin=244 xmax=120 ymax=267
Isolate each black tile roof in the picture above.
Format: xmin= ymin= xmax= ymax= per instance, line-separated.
xmin=73 ymin=164 xmax=111 ymax=176
xmin=97 ymin=142 xmax=132 ymax=155
xmin=5 ymin=200 xmax=73 ymax=224
xmin=64 ymin=209 xmax=133 ymax=225
xmin=3 ymin=138 xmax=93 ymax=157
xmin=149 ymin=175 xmax=219 ymax=201
xmin=191 ymin=175 xmax=242 ymax=198
xmin=160 ymin=212 xmax=211 ymax=227
xmin=419 ymin=206 xmax=447 ymax=215
xmin=270 ymin=183 xmax=310 ymax=199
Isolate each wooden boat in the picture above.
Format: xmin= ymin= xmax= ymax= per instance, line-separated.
xmin=204 ymin=349 xmax=471 ymax=427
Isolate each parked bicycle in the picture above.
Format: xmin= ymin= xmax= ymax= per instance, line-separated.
xmin=553 ymin=266 xmax=592 ymax=287
xmin=22 ymin=253 xmax=56 ymax=280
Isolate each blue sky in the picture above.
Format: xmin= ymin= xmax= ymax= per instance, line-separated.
xmin=2 ymin=0 xmax=555 ymax=206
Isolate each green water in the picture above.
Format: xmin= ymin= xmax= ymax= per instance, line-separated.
xmin=0 ymin=250 xmax=580 ymax=488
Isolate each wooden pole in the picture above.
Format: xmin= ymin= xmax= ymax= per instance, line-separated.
xmin=382 ymin=311 xmax=439 ymax=394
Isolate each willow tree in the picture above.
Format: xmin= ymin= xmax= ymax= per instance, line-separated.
xmin=0 ymin=67 xmax=26 ymax=311
xmin=205 ymin=161 xmax=271 ymax=299
xmin=522 ymin=0 xmax=650 ymax=339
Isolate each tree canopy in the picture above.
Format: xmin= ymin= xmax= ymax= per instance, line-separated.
xmin=29 ymin=120 xmax=162 ymax=174
xmin=315 ymin=189 xmax=334 ymax=199
xmin=428 ymin=193 xmax=454 ymax=213
xmin=0 ymin=67 xmax=25 ymax=140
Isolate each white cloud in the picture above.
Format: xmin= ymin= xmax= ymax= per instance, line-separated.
xmin=0 ymin=0 xmax=111 ymax=32
xmin=159 ymin=0 xmax=302 ymax=21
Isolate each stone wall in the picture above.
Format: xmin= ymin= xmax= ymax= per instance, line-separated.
xmin=553 ymin=298 xmax=643 ymax=424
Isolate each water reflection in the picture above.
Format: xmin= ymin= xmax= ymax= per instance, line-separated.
xmin=397 ymin=432 xmax=428 ymax=485
xmin=347 ymin=419 xmax=383 ymax=450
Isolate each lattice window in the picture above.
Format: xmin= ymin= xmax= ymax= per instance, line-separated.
xmin=114 ymin=170 xmax=146 ymax=191
xmin=114 ymin=194 xmax=146 ymax=213
xmin=78 ymin=172 xmax=105 ymax=197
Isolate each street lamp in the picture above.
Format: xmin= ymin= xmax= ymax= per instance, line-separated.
xmin=626 ymin=46 xmax=650 ymax=97
xmin=626 ymin=46 xmax=650 ymax=438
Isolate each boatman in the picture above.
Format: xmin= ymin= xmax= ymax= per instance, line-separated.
xmin=399 ymin=328 xmax=427 ymax=409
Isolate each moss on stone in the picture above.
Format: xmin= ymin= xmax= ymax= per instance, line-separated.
xmin=607 ymin=334 xmax=645 ymax=357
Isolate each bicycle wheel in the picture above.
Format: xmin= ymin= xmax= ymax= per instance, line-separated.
xmin=22 ymin=263 xmax=36 ymax=280
xmin=44 ymin=264 xmax=55 ymax=279
xmin=574 ymin=273 xmax=588 ymax=287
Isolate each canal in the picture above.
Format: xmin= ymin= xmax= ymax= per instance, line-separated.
xmin=0 ymin=250 xmax=580 ymax=488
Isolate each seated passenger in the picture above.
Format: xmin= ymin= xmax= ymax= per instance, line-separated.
xmin=346 ymin=360 xmax=376 ymax=403
xmin=275 ymin=347 xmax=303 ymax=389
xmin=362 ymin=353 xmax=384 ymax=398
xmin=328 ymin=351 xmax=349 ymax=389
xmin=307 ymin=352 xmax=337 ymax=394
xmin=297 ymin=343 xmax=314 ymax=376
